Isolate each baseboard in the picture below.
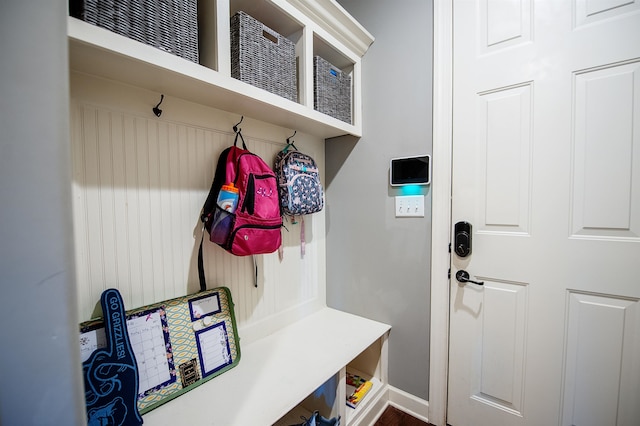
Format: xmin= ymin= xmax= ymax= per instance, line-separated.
xmin=349 ymin=384 xmax=430 ymax=425
xmin=349 ymin=384 xmax=390 ymax=426
xmin=387 ymin=386 xmax=430 ymax=423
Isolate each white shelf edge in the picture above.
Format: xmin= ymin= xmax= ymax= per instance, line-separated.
xmin=68 ymin=17 xmax=362 ymax=139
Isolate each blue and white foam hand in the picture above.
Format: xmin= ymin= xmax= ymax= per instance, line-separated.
xmin=82 ymin=288 xmax=143 ymax=426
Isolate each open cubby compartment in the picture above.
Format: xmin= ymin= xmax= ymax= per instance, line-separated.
xmin=229 ymin=0 xmax=304 ymax=102
xmin=229 ymin=0 xmax=304 ymax=49
xmin=197 ymin=0 xmax=219 ymax=71
xmin=312 ymin=34 xmax=355 ymax=92
xmin=273 ymin=332 xmax=389 ymax=426
xmin=345 ymin=336 xmax=388 ymax=425
xmin=312 ymin=33 xmax=357 ymax=125
xmin=274 ymin=372 xmax=344 ymax=426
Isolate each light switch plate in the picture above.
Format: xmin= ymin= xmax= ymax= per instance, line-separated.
xmin=395 ymin=195 xmax=425 ymax=217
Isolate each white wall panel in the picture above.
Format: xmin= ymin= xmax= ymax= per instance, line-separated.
xmin=70 ymin=73 xmax=326 ymax=339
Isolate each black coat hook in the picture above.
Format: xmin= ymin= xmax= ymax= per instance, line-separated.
xmin=286 ymin=130 xmax=296 ymax=144
xmin=153 ymin=94 xmax=164 ymax=117
xmin=233 ymin=116 xmax=244 ymax=133
xmin=284 ymin=130 xmax=298 ymax=152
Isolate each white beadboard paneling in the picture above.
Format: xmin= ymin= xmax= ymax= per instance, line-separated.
xmin=70 ymin=73 xmax=326 ymax=335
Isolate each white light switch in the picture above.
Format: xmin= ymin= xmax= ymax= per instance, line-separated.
xmin=395 ymin=195 xmax=425 ymax=217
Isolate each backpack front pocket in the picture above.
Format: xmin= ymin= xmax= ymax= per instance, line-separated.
xmin=286 ymin=173 xmax=324 ymax=215
xmin=241 ymin=173 xmax=280 ymax=219
xmin=227 ymin=212 xmax=282 ymax=256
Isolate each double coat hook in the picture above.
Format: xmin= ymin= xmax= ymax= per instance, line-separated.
xmin=233 ymin=116 xmax=244 ymax=133
xmin=284 ymin=130 xmax=298 ymax=152
xmin=286 ymin=130 xmax=296 ymax=144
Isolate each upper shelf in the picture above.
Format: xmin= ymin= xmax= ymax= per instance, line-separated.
xmin=67 ymin=0 xmax=374 ymax=139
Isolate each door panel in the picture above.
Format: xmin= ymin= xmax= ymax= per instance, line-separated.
xmin=473 ymin=280 xmax=528 ymax=416
xmin=562 ymin=292 xmax=640 ymax=425
xmin=480 ymin=0 xmax=532 ymax=54
xmin=478 ymin=83 xmax=532 ymax=234
xmin=571 ymin=61 xmax=640 ymax=239
xmin=448 ymin=1 xmax=640 ymax=425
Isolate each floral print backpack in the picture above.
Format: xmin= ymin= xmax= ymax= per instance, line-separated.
xmin=274 ymin=137 xmax=324 ymax=257
xmin=275 ymin=139 xmax=324 ymax=217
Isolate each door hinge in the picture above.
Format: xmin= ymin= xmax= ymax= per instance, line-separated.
xmin=448 ymin=243 xmax=451 ymax=253
xmin=448 ymin=268 xmax=451 ymax=279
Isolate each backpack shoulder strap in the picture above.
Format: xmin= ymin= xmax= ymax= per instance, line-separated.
xmin=198 ymin=234 xmax=207 ymax=292
xmin=233 ymin=130 xmax=248 ymax=150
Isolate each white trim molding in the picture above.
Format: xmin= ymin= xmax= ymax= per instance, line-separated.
xmin=429 ymin=1 xmax=453 ymax=426
xmin=354 ymin=385 xmax=429 ymax=426
xmin=388 ymin=386 xmax=430 ymax=422
xmin=284 ymin=0 xmax=375 ymax=56
xmin=351 ymin=385 xmax=390 ymax=426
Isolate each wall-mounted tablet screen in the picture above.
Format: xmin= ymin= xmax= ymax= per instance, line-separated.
xmin=390 ymin=155 xmax=431 ymax=186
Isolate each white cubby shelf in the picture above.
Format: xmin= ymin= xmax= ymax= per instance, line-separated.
xmin=68 ymin=0 xmax=374 ymax=139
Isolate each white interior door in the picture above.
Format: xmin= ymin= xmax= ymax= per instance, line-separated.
xmin=448 ymin=1 xmax=640 ymax=425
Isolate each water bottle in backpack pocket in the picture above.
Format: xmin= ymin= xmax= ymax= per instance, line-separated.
xmin=209 ymin=183 xmax=239 ymax=245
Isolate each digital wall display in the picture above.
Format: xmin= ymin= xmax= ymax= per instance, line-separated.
xmin=390 ymin=155 xmax=431 ymax=186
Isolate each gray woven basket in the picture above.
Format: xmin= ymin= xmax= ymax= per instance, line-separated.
xmin=231 ymin=11 xmax=297 ymax=102
xmin=313 ymin=56 xmax=351 ymax=123
xmin=70 ymin=0 xmax=199 ymax=63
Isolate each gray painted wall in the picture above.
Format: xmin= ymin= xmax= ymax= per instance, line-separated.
xmin=327 ymin=0 xmax=434 ymax=400
xmin=0 ymin=1 xmax=433 ymax=421
xmin=0 ymin=1 xmax=85 ymax=424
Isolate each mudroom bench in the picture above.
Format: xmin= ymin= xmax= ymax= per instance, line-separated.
xmin=143 ymin=307 xmax=390 ymax=426
xmin=68 ymin=0 xmax=384 ymax=423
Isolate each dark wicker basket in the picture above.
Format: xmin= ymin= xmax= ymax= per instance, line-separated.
xmin=313 ymin=56 xmax=352 ymax=123
xmin=69 ymin=0 xmax=199 ymax=63
xmin=230 ymin=11 xmax=297 ymax=102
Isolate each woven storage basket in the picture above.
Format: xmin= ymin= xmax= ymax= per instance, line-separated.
xmin=231 ymin=11 xmax=297 ymax=102
xmin=69 ymin=0 xmax=199 ymax=63
xmin=313 ymin=56 xmax=352 ymax=123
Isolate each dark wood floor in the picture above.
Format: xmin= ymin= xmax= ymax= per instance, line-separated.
xmin=373 ymin=406 xmax=435 ymax=426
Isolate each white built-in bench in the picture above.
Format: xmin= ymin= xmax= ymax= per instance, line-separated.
xmin=68 ymin=1 xmax=383 ymax=423
xmin=143 ymin=307 xmax=390 ymax=425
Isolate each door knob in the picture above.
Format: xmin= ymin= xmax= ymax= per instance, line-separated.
xmin=455 ymin=270 xmax=484 ymax=286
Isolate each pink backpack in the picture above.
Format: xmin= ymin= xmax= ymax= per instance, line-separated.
xmin=201 ymin=129 xmax=282 ymax=256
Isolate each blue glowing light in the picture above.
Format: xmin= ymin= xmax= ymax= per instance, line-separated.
xmin=399 ymin=185 xmax=422 ymax=196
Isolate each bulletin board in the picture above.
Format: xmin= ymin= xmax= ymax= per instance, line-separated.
xmin=79 ymin=287 xmax=241 ymax=414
